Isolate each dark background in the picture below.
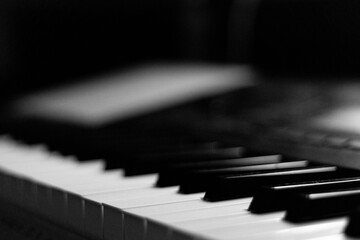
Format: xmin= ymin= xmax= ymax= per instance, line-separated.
xmin=1 ymin=0 xmax=360 ymax=101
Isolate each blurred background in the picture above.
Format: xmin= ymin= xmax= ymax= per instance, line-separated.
xmin=1 ymin=0 xmax=360 ymax=104
xmin=3 ymin=3 xmax=360 ymax=239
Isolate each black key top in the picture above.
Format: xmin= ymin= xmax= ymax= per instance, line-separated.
xmin=202 ymin=166 xmax=345 ymax=201
xmin=249 ymin=176 xmax=360 ymax=214
xmin=195 ymin=160 xmax=308 ymax=174
xmin=178 ymin=160 xmax=313 ymax=194
xmin=156 ymin=155 xmax=283 ymax=187
xmin=182 ymin=165 xmax=339 ymax=196
xmin=285 ymin=188 xmax=360 ymax=223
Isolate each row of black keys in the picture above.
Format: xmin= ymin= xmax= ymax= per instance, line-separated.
xmin=4 ymin=117 xmax=360 ymax=237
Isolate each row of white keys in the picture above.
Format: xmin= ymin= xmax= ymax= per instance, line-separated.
xmin=166 ymin=209 xmax=349 ymax=240
xmin=131 ymin=203 xmax=349 ymax=240
xmin=101 ymin=191 xmax=205 ymax=240
xmin=74 ymin=183 xmax=206 ymax=240
xmin=2 ymin=154 xmax=103 ymax=213
xmin=0 ymin=148 xmax=96 ymax=211
xmin=122 ymin=197 xmax=253 ymax=240
xmin=0 ymin=141 xmax=111 ymax=226
xmin=0 ymin=138 xmax=352 ymax=240
xmin=2 ymin=154 xmax=160 ymax=236
xmin=0 ymin=144 xmax=59 ymax=205
xmin=32 ymin=163 xmax=117 ymax=225
xmin=0 ymin=139 xmax=171 ymax=239
xmin=108 ymin=182 xmax=353 ymax=240
xmin=63 ymin=173 xmax=158 ymax=235
xmin=83 ymin=186 xmax=180 ymax=239
xmin=4 ymin=145 xmax=338 ymax=239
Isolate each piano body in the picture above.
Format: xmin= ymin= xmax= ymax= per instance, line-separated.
xmin=1 ymin=0 xmax=360 ymax=240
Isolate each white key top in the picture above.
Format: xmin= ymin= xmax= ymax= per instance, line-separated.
xmin=142 ymin=200 xmax=250 ymax=240
xmin=172 ymin=212 xmax=285 ymax=240
xmin=307 ymin=233 xmax=353 ymax=240
xmin=103 ymin=192 xmax=204 ymax=240
xmin=44 ymin=169 xmax=125 ymax=227
xmin=83 ymin=186 xmax=183 ymax=239
xmin=175 ymin=211 xmax=283 ymax=231
xmin=49 ymin=173 xmax=156 ymax=237
xmin=0 ymin=139 xmax=350 ymax=240
xmin=125 ymin=198 xmax=252 ymax=240
xmin=0 ymin=155 xmax=105 ymax=220
xmin=33 ymin=163 xmax=110 ymax=222
xmin=20 ymin=159 xmax=104 ymax=213
xmin=64 ymin=174 xmax=157 ymax=234
xmin=0 ymin=153 xmax=69 ymax=205
xmin=14 ymin=159 xmax=95 ymax=211
xmin=184 ymin=216 xmax=347 ymax=240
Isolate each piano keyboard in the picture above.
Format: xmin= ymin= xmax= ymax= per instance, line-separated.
xmin=0 ymin=136 xmax=359 ymax=240
xmin=2 ymin=66 xmax=360 ymax=240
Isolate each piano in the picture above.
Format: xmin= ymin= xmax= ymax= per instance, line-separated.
xmin=2 ymin=0 xmax=360 ymax=240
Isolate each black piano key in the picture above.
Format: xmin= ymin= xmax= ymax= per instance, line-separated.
xmin=202 ymin=166 xmax=349 ymax=201
xmin=345 ymin=205 xmax=360 ymax=238
xmin=181 ymin=164 xmax=339 ymax=195
xmin=170 ymin=153 xmax=282 ymax=169
xmin=285 ymin=188 xmax=360 ymax=223
xmin=249 ymin=176 xmax=360 ymax=214
xmin=178 ymin=160 xmax=314 ymax=194
xmin=195 ymin=160 xmax=309 ymax=174
xmin=181 ymin=160 xmax=313 ymax=193
xmin=156 ymin=154 xmax=283 ymax=187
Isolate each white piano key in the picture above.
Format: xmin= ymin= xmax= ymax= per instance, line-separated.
xmin=62 ymin=174 xmax=154 ymax=194
xmin=84 ymin=197 xmax=248 ymax=240
xmin=27 ymin=160 xmax=106 ymax=217
xmin=175 ymin=215 xmax=277 ymax=240
xmin=142 ymin=200 xmax=252 ymax=240
xmin=0 ymin=139 xmax=354 ymax=240
xmin=175 ymin=211 xmax=283 ymax=231
xmin=127 ymin=198 xmax=252 ymax=217
xmin=65 ymin=174 xmax=158 ymax=236
xmin=49 ymin=169 xmax=126 ymax=225
xmin=0 ymin=148 xmax=51 ymax=167
xmin=84 ymin=186 xmax=182 ymax=239
xmin=47 ymin=172 xmax=155 ymax=233
xmin=0 ymin=137 xmax=22 ymax=150
xmin=0 ymin=146 xmax=66 ymax=206
xmin=248 ymin=218 xmax=348 ymax=240
xmin=3 ymin=158 xmax=79 ymax=205
xmin=171 ymin=212 xmax=286 ymax=240
xmin=103 ymin=192 xmax=204 ymax=240
xmin=307 ymin=233 xmax=353 ymax=240
xmin=13 ymin=159 xmax=84 ymax=211
xmin=119 ymin=198 xmax=251 ymax=240
xmin=0 ymin=157 xmax=105 ymax=221
xmin=2 ymin=157 xmax=118 ymax=220
xmin=187 ymin=216 xmax=347 ymax=240
xmin=35 ymin=167 xmax=115 ymax=222
xmin=0 ymin=155 xmax=76 ymax=184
